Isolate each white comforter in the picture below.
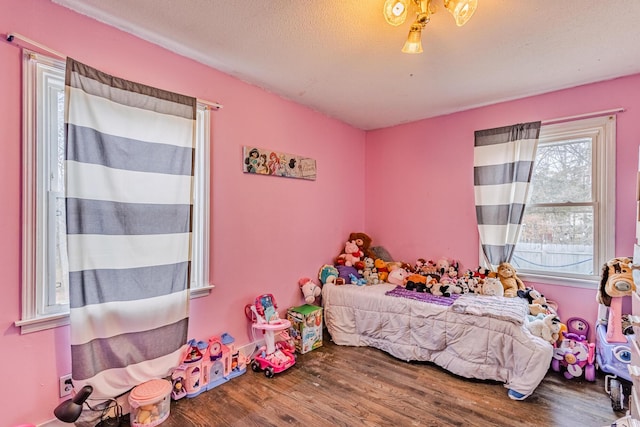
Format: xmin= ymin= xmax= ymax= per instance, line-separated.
xmin=322 ymin=282 xmax=553 ymax=398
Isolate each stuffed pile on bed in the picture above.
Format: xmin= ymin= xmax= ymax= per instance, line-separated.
xmin=322 ymin=281 xmax=553 ymax=400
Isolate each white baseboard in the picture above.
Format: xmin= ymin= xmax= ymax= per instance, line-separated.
xmin=38 ymin=419 xmax=66 ymax=427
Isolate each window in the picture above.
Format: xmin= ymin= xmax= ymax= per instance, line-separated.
xmin=512 ymin=115 xmax=616 ymax=286
xmin=16 ymin=51 xmax=211 ymax=333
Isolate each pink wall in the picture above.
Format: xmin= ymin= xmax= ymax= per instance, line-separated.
xmin=0 ymin=1 xmax=364 ymax=425
xmin=365 ymin=73 xmax=640 ymax=334
xmin=3 ymin=1 xmax=640 ymax=425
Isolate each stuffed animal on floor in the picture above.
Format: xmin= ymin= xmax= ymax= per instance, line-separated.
xmin=497 ymin=262 xmax=526 ymax=298
xmin=526 ymin=314 xmax=562 ymax=344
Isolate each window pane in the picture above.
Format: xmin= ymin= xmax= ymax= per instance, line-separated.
xmin=53 ymin=88 xmax=69 ymax=306
xmin=528 ymin=138 xmax=592 ymax=204
xmin=513 ymin=205 xmax=594 ymax=275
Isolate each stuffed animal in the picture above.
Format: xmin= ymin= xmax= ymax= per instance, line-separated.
xmin=414 ymin=258 xmax=427 ymax=274
xmin=440 ymin=263 xmax=459 ymax=285
xmin=404 ymin=274 xmax=428 ymax=292
xmin=318 ymin=264 xmax=339 ymax=285
xmin=430 ymin=281 xmax=450 ymax=297
xmin=479 ymin=277 xmax=504 ymax=297
xmin=337 ymin=240 xmax=363 ymax=267
xmin=448 ymin=280 xmax=464 ymax=295
xmin=436 ymin=258 xmax=451 ymax=276
xmin=298 ymin=277 xmax=322 ymax=304
xmin=348 ymin=232 xmax=376 ymax=259
xmin=597 ymin=256 xmax=635 ymax=307
xmin=349 ymin=273 xmax=367 ymax=286
xmin=368 ymin=271 xmax=380 ymax=285
xmin=374 ymin=258 xmax=389 ymax=282
xmin=414 ymin=259 xmax=439 ymax=278
xmin=517 ymin=288 xmax=556 ymax=316
xmin=359 ymin=257 xmax=376 ymax=283
xmin=336 ymin=265 xmax=359 ymax=284
xmin=496 ymin=262 xmax=525 ymax=298
xmin=526 ymin=314 xmax=562 ymax=344
xmin=387 ymin=268 xmax=410 ymax=286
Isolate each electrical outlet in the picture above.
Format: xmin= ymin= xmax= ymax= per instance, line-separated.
xmin=59 ymin=374 xmax=73 ymax=397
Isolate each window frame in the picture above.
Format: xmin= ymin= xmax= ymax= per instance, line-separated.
xmin=16 ymin=51 xmax=212 ymax=334
xmin=514 ymin=115 xmax=616 ymax=288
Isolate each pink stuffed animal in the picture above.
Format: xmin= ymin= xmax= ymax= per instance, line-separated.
xmin=387 ymin=268 xmax=410 ymax=286
xmin=338 ymin=240 xmax=363 ymax=267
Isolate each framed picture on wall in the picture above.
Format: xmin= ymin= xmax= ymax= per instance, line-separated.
xmin=243 ymin=146 xmax=316 ymax=180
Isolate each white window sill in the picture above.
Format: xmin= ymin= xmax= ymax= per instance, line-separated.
xmin=15 ymin=284 xmax=215 ymax=334
xmin=519 ymin=272 xmax=598 ymax=290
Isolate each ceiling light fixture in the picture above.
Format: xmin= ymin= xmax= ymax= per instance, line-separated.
xmin=384 ymin=0 xmax=478 ymax=54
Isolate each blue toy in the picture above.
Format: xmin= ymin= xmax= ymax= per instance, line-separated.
xmin=349 ymin=273 xmax=367 ymax=286
xmin=595 ymin=257 xmax=636 ymax=412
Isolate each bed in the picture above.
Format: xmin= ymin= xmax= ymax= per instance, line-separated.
xmin=322 ymin=282 xmax=554 ymax=399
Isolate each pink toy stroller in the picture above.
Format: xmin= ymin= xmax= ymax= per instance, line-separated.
xmin=244 ymin=294 xmax=296 ymax=378
xmin=551 ymin=317 xmax=596 ymax=381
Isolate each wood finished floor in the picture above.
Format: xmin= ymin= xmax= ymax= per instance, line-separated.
xmin=158 ymin=332 xmax=622 ymax=427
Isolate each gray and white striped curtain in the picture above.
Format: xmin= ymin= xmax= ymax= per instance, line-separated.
xmin=65 ymin=58 xmax=195 ymax=398
xmin=474 ymin=122 xmax=541 ymax=269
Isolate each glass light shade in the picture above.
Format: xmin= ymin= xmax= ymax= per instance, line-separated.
xmin=383 ymin=0 xmax=408 ymax=26
xmin=401 ymin=26 xmax=423 ymax=54
xmin=444 ymin=0 xmax=478 ymax=26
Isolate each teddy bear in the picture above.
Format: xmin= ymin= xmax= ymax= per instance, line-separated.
xmin=348 ymin=232 xmax=376 ymax=259
xmin=526 ymin=314 xmax=562 ymax=344
xmin=496 ymin=262 xmax=525 ymax=298
xmin=337 ymin=240 xmax=363 ymax=267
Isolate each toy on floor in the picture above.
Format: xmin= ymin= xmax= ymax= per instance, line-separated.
xmin=595 ymin=257 xmax=635 ymax=412
xmin=245 ymin=294 xmax=296 ymax=378
xmin=551 ymin=317 xmax=596 ymax=381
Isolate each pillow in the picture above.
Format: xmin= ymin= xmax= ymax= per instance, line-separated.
xmin=370 ymin=246 xmax=393 ymax=262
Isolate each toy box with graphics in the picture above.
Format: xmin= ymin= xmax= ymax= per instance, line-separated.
xmin=287 ymin=304 xmax=323 ymax=354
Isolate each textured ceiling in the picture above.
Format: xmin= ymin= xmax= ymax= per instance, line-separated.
xmin=52 ymin=0 xmax=640 ymax=130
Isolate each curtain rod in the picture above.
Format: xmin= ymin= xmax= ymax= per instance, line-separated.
xmin=541 ymin=107 xmax=624 ymax=125
xmin=5 ymin=32 xmax=223 ymax=110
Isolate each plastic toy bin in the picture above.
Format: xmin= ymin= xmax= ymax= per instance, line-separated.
xmin=129 ymin=379 xmax=172 ymax=427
